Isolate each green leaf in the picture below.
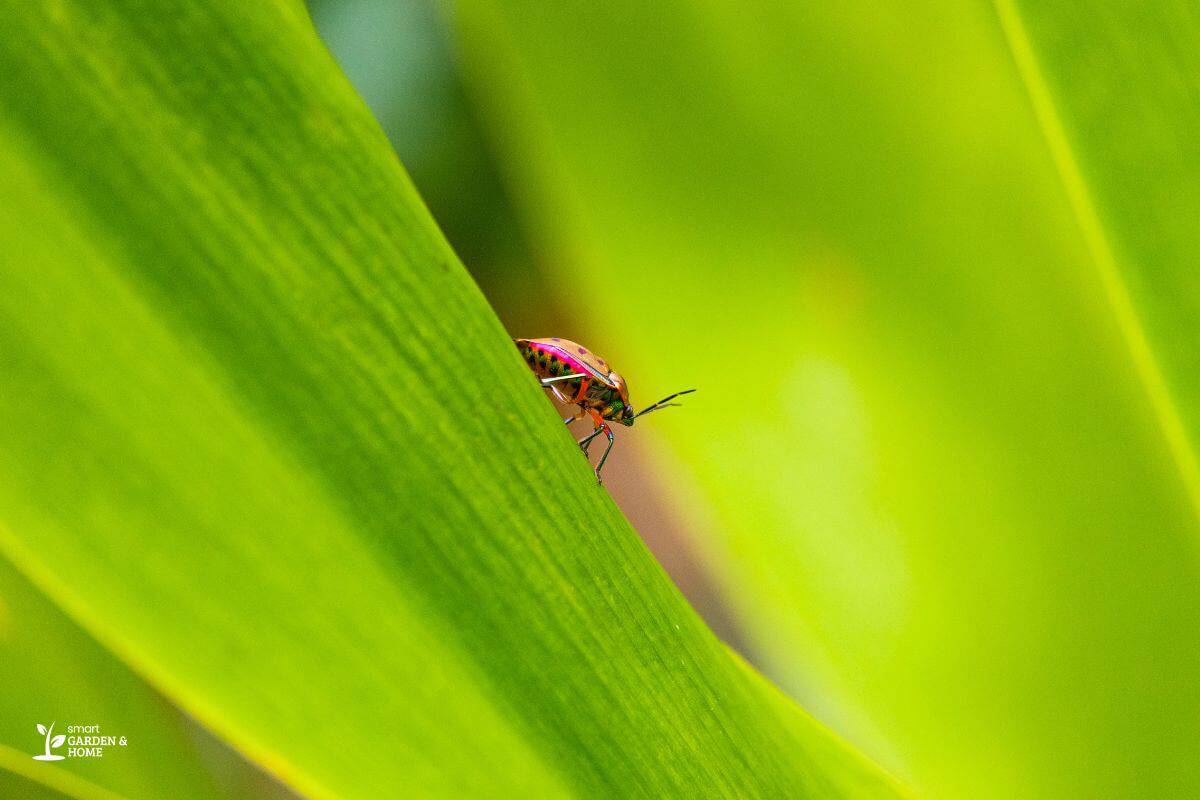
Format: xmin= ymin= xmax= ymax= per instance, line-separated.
xmin=0 ymin=556 xmax=292 ymax=800
xmin=993 ymin=2 xmax=1200 ymax=509
xmin=0 ymin=1 xmax=905 ymax=797
xmin=447 ymin=1 xmax=1200 ymax=798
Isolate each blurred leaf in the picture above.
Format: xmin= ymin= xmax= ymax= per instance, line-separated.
xmin=0 ymin=558 xmax=232 ymax=800
xmin=0 ymin=750 xmax=125 ymax=800
xmin=448 ymin=0 xmax=1200 ymax=797
xmin=994 ymin=1 xmax=1200 ymax=506
xmin=0 ymin=1 xmax=906 ymax=798
xmin=991 ymin=2 xmax=1200 ymax=789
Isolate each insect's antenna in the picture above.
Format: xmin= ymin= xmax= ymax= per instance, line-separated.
xmin=634 ymin=388 xmax=696 ymax=420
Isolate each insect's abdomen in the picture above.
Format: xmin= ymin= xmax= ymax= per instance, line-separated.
xmin=518 ymin=339 xmax=579 ymax=387
xmin=518 ymin=339 xmax=567 ymax=378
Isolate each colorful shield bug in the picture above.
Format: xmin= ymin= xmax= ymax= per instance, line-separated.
xmin=516 ymin=337 xmax=695 ymax=483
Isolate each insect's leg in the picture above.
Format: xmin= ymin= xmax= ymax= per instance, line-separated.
xmin=563 ymin=409 xmax=587 ymax=426
xmin=540 ymin=372 xmax=587 ymax=387
xmin=577 ymin=409 xmax=607 ymax=457
xmin=592 ymin=425 xmax=616 ymax=484
xmin=572 ymin=378 xmax=591 ymax=403
xmin=578 ymin=425 xmax=601 ymax=455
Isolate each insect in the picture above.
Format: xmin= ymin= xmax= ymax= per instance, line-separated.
xmin=516 ymin=337 xmax=694 ymax=483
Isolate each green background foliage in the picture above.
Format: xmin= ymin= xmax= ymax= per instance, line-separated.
xmin=433 ymin=1 xmax=1200 ymax=798
xmin=0 ymin=1 xmax=907 ymax=798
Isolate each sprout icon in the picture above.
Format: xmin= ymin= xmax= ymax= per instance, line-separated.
xmin=33 ymin=722 xmax=66 ymax=761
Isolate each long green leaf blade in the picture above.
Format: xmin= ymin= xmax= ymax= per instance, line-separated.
xmin=0 ymin=1 xmax=906 ymax=797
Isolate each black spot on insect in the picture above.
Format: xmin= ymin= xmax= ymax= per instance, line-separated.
xmin=551 ymin=337 xmax=561 ymax=341
xmin=578 ymin=347 xmax=588 ymax=354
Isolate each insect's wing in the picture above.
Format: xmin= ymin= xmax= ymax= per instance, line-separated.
xmin=528 ymin=338 xmax=615 ymax=386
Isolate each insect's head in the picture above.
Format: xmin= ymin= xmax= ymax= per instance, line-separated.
xmin=619 ymin=405 xmax=636 ymax=427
